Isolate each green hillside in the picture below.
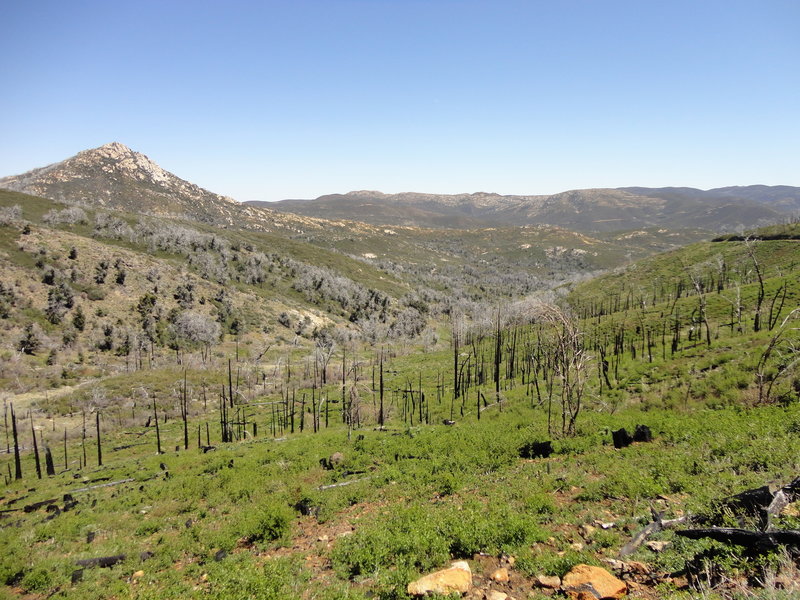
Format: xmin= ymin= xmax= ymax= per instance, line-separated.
xmin=2 ymin=212 xmax=800 ymax=599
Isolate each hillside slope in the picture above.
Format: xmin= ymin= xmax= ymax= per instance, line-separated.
xmin=0 ymin=189 xmax=419 ymax=396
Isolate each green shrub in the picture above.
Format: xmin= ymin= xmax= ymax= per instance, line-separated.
xmin=204 ymin=553 xmax=307 ymax=600
xmin=135 ymin=520 xmax=162 ymax=537
xmin=443 ymin=502 xmax=546 ymax=557
xmin=516 ymin=548 xmax=599 ymax=578
xmin=524 ymin=492 xmax=556 ymax=515
xmin=331 ymin=501 xmax=546 ymax=581
xmin=241 ymin=501 xmax=293 ymax=545
xmin=331 ymin=505 xmax=450 ymax=579
xmin=21 ymin=568 xmax=52 ymax=593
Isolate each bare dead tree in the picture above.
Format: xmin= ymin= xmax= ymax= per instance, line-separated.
xmin=532 ymin=303 xmax=591 ymax=436
xmin=756 ymin=307 xmax=800 ymax=405
xmin=744 ymin=236 xmax=766 ymax=332
xmin=683 ymin=261 xmax=712 ymax=347
xmin=720 ymin=282 xmax=744 ymax=334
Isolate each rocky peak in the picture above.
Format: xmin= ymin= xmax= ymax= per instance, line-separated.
xmin=0 ymin=142 xmax=238 ymax=218
xmin=74 ymin=142 xmax=172 ymax=186
xmin=94 ymin=141 xmax=134 ymax=156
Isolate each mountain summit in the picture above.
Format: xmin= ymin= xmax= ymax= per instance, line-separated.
xmin=0 ymin=142 xmax=237 ymax=221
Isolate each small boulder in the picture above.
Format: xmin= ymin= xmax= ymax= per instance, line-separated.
xmin=645 ymin=540 xmax=670 ymax=553
xmin=625 ymin=561 xmax=649 ymax=575
xmin=407 ymin=561 xmax=472 ymax=596
xmin=490 ymin=567 xmax=509 ymax=583
xmin=486 ymin=591 xmax=508 ymax=600
xmin=536 ymin=574 xmax=561 ymax=589
xmin=580 ymin=524 xmax=597 ymax=539
xmin=602 ymin=559 xmax=625 ymax=572
xmin=562 ymin=564 xmax=627 ymax=599
xmin=320 ymin=452 xmax=345 ymax=470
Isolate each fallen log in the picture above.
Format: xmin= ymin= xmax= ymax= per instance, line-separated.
xmin=718 ymin=476 xmax=800 ymax=531
xmin=620 ymin=511 xmax=692 ymax=557
xmin=75 ymin=551 xmax=153 ymax=569
xmin=75 ymin=554 xmax=127 ymax=568
xmin=23 ymin=498 xmax=58 ymax=513
xmin=112 ymin=442 xmax=149 ymax=452
xmin=676 ymin=527 xmax=800 ymax=552
xmin=70 ymin=478 xmax=135 ymax=494
xmin=318 ymin=476 xmax=373 ymax=491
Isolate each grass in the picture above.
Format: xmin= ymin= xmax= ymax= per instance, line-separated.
xmin=3 ymin=379 xmax=800 ymax=598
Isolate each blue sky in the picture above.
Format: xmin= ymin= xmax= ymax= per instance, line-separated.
xmin=1 ymin=1 xmax=798 ymax=201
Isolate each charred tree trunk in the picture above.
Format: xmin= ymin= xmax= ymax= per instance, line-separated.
xmin=30 ymin=411 xmax=42 ymax=479
xmin=181 ymin=373 xmax=189 ymax=450
xmin=11 ymin=404 xmax=22 ymax=480
xmin=95 ymin=411 xmax=102 ymax=467
xmin=379 ymin=351 xmax=385 ymax=427
xmin=154 ymin=396 xmax=163 ymax=454
xmin=81 ymin=411 xmax=87 ymax=469
xmin=45 ymin=446 xmax=55 ymax=476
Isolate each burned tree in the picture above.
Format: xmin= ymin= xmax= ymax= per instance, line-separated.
xmin=755 ymin=307 xmax=800 ymax=405
xmin=744 ymin=236 xmax=766 ymax=332
xmin=11 ymin=404 xmax=22 ymax=480
xmin=534 ymin=303 xmax=591 ymax=437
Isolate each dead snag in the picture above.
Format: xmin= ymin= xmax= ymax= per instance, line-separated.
xmin=11 ymin=404 xmax=22 ymax=480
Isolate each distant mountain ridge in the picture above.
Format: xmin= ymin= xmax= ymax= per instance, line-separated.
xmin=256 ymin=186 xmax=799 ymax=232
xmin=2 ymin=143 xmax=797 ymax=234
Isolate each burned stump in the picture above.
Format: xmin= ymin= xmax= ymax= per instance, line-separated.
xmin=612 ymin=428 xmax=633 ymax=449
xmin=633 ymin=424 xmax=653 ymax=443
xmin=519 ymin=441 xmax=553 ymax=459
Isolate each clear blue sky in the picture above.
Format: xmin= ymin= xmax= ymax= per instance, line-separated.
xmin=1 ymin=1 xmax=798 ymax=201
